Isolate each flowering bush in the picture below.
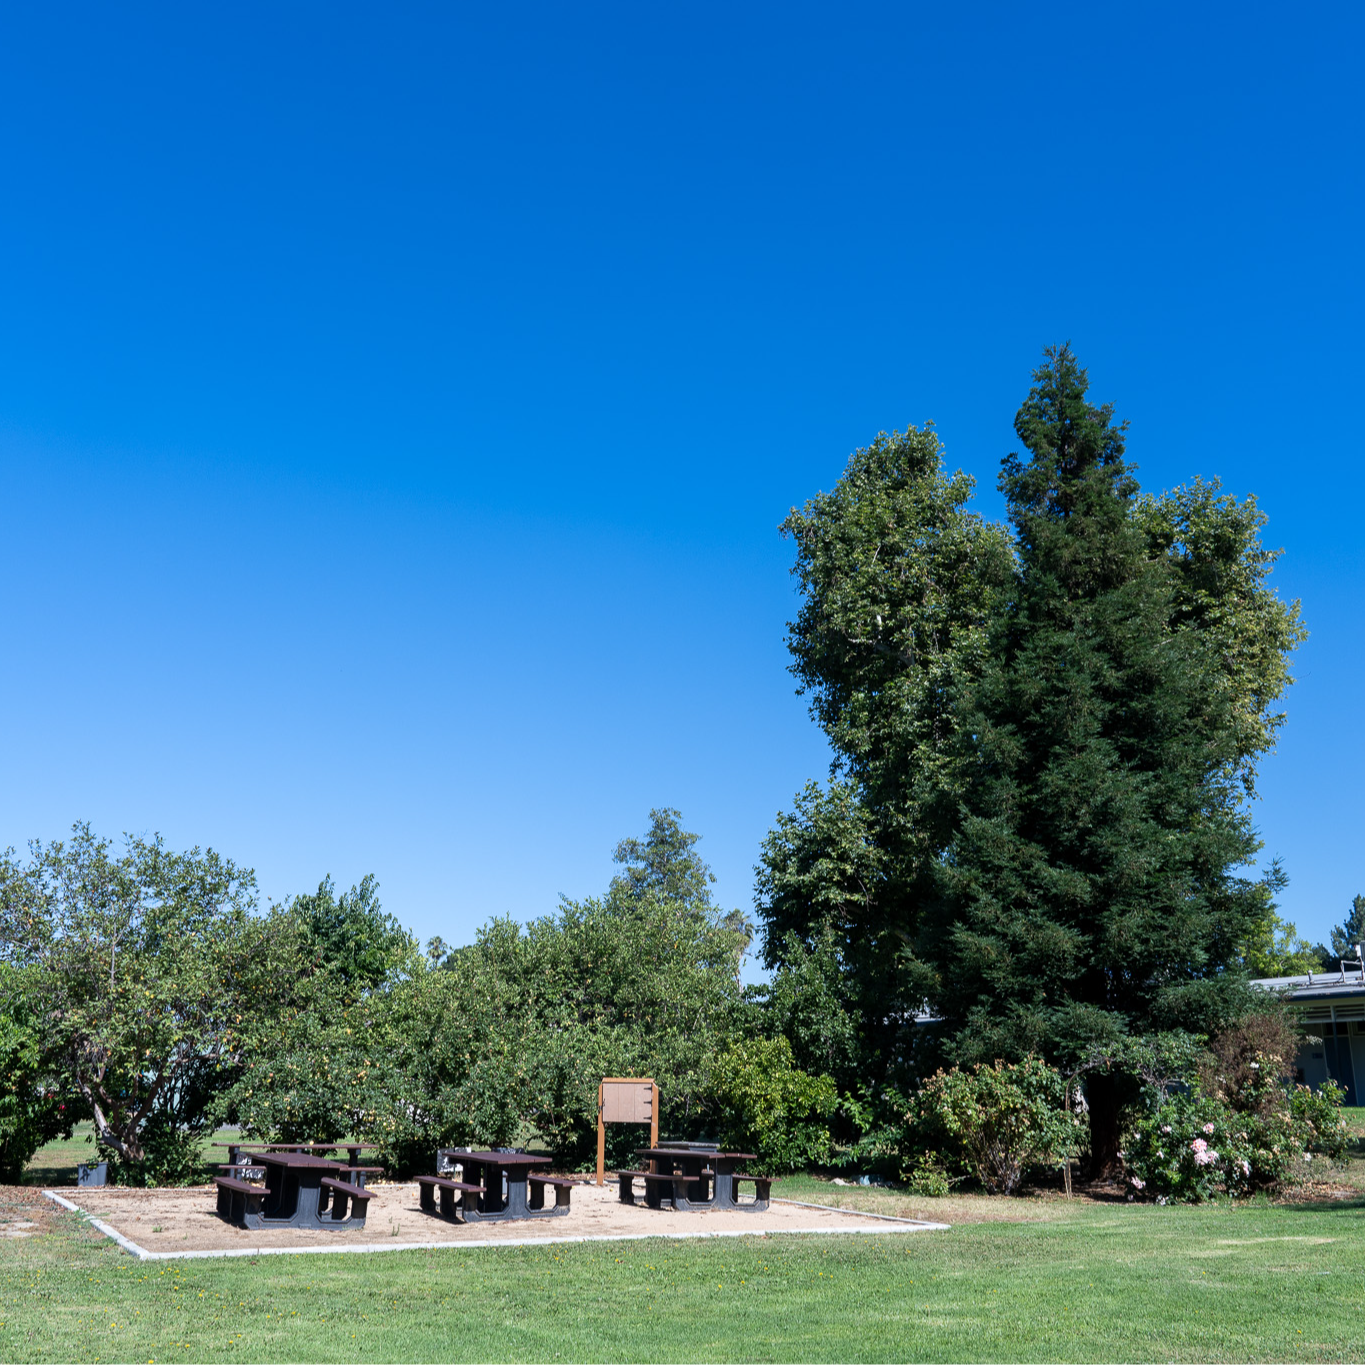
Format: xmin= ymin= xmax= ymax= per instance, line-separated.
xmin=1287 ymin=1080 xmax=1351 ymax=1162
xmin=905 ymin=1057 xmax=1080 ymax=1194
xmin=1125 ymin=1079 xmax=1349 ymax=1202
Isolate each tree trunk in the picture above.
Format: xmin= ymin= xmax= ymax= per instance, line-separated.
xmin=1086 ymin=1071 xmax=1124 ymax=1179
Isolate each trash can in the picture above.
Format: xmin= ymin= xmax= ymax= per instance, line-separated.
xmin=77 ymin=1161 xmax=108 ymax=1187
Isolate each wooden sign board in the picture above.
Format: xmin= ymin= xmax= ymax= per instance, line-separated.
xmin=601 ymin=1080 xmax=654 ymax=1124
xmin=596 ymin=1076 xmax=659 ymax=1186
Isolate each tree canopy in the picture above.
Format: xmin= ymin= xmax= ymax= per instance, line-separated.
xmin=0 ymin=824 xmax=265 ymax=1165
xmin=758 ymin=345 xmax=1306 ymax=1166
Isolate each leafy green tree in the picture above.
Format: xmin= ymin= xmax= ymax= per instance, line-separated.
xmin=758 ymin=428 xmax=1013 ymax=1085
xmin=0 ymin=825 xmax=263 ymax=1167
xmin=773 ymin=425 xmax=1014 ymax=932
xmin=219 ymin=877 xmax=414 ymax=1146
xmin=749 ymin=923 xmax=863 ymax=1093
xmin=610 ymin=808 xmax=719 ymax=915
xmin=1241 ymin=911 xmax=1320 ymax=978
xmin=762 ymin=347 xmax=1304 ymax=1172
xmin=368 ymin=811 xmax=753 ymax=1171
xmin=1134 ymin=477 xmax=1305 ymax=798
xmin=290 ymin=873 xmax=415 ymax=990
xmin=924 ymin=346 xmax=1288 ymax=1171
xmin=0 ymin=965 xmax=79 ymax=1183
xmin=705 ymin=1035 xmax=837 ymax=1173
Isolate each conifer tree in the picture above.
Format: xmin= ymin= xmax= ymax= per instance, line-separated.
xmin=924 ymin=346 xmax=1270 ymax=1171
xmin=1328 ymin=894 xmax=1365 ymax=961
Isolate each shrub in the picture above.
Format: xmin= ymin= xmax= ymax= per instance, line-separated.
xmin=1196 ymin=1012 xmax=1299 ymax=1116
xmin=905 ymin=1057 xmax=1080 ymax=1194
xmin=1125 ymin=1093 xmax=1253 ymax=1202
xmin=706 ymin=1036 xmax=837 ymax=1173
xmin=1288 ymin=1079 xmax=1351 ymax=1162
xmin=901 ymin=1152 xmax=955 ymax=1197
xmin=101 ymin=1114 xmax=208 ymax=1187
xmin=1124 ymin=1079 xmax=1349 ymax=1202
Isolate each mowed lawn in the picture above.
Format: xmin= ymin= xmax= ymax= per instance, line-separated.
xmin=3 ymin=1181 xmax=1364 ymax=1363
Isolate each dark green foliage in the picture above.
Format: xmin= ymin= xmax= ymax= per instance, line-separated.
xmin=292 ymin=873 xmax=415 ymax=991
xmin=1323 ymin=893 xmax=1365 ymax=963
xmin=749 ymin=924 xmax=862 ymax=1091
xmin=924 ymin=347 xmax=1276 ymax=1165
xmin=759 ymin=346 xmax=1304 ymax=1177
xmin=0 ymin=966 xmax=79 ymax=1183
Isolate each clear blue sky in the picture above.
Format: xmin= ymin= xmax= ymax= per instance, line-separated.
xmin=1 ymin=2 xmax=1360 ymax=961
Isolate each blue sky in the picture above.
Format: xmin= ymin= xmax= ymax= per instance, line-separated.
xmin=1 ymin=1 xmax=1360 ymax=962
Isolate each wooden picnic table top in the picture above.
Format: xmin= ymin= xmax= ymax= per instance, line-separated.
xmin=211 ymin=1141 xmax=379 ymax=1151
xmin=636 ymin=1147 xmax=757 ymax=1162
xmin=459 ymin=1151 xmax=552 ymax=1167
xmin=254 ymin=1151 xmax=351 ymax=1169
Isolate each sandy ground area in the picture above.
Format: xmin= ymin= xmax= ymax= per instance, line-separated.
xmin=57 ymin=1180 xmax=940 ymax=1255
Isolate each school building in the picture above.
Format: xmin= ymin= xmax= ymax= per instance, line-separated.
xmin=1252 ymin=954 xmax=1365 ymax=1106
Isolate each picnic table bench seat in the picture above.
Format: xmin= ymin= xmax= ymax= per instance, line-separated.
xmin=731 ymin=1174 xmax=773 ymax=1203
xmin=527 ymin=1174 xmax=577 ymax=1210
xmin=214 ymin=1175 xmax=268 ymax=1222
xmin=616 ymin=1168 xmax=692 ymax=1206
xmin=336 ymin=1164 xmax=385 ymax=1188
xmin=318 ymin=1175 xmax=374 ymax=1222
xmin=416 ymin=1173 xmax=486 ymax=1219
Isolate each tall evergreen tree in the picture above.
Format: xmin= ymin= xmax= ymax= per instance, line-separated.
xmin=1328 ymin=894 xmax=1365 ymax=961
xmin=922 ymin=346 xmax=1273 ymax=1171
xmin=763 ymin=349 xmax=1304 ymax=1159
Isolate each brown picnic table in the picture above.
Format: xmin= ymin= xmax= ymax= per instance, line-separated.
xmin=419 ymin=1149 xmax=577 ymax=1223
xmin=213 ymin=1149 xmax=380 ymax=1231
xmin=620 ymin=1146 xmax=770 ymax=1211
xmin=214 ymin=1140 xmax=379 ymax=1173
xmin=215 ymin=1141 xmax=383 ymax=1189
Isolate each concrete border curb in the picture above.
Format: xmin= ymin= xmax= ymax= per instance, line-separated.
xmin=42 ymin=1190 xmax=948 ymax=1262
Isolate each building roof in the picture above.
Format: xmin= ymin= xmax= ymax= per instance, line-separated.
xmin=1250 ymin=963 xmax=1365 ymax=1004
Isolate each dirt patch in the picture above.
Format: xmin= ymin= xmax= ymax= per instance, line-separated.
xmin=0 ymin=1184 xmax=62 ymax=1237
xmin=57 ymin=1181 xmax=941 ymax=1255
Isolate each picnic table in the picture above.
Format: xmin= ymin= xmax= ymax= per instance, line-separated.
xmin=619 ymin=1146 xmax=770 ymax=1212
xmin=213 ymin=1149 xmax=379 ymax=1231
xmin=214 ymin=1140 xmax=379 ymax=1175
xmin=418 ymin=1150 xmax=575 ymax=1223
xmin=215 ymin=1141 xmax=383 ymax=1189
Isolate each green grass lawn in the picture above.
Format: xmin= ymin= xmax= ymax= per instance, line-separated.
xmin=3 ymin=1180 xmax=1364 ymax=1363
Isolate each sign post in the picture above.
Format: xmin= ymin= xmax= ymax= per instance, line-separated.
xmin=596 ymin=1077 xmax=658 ymax=1186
